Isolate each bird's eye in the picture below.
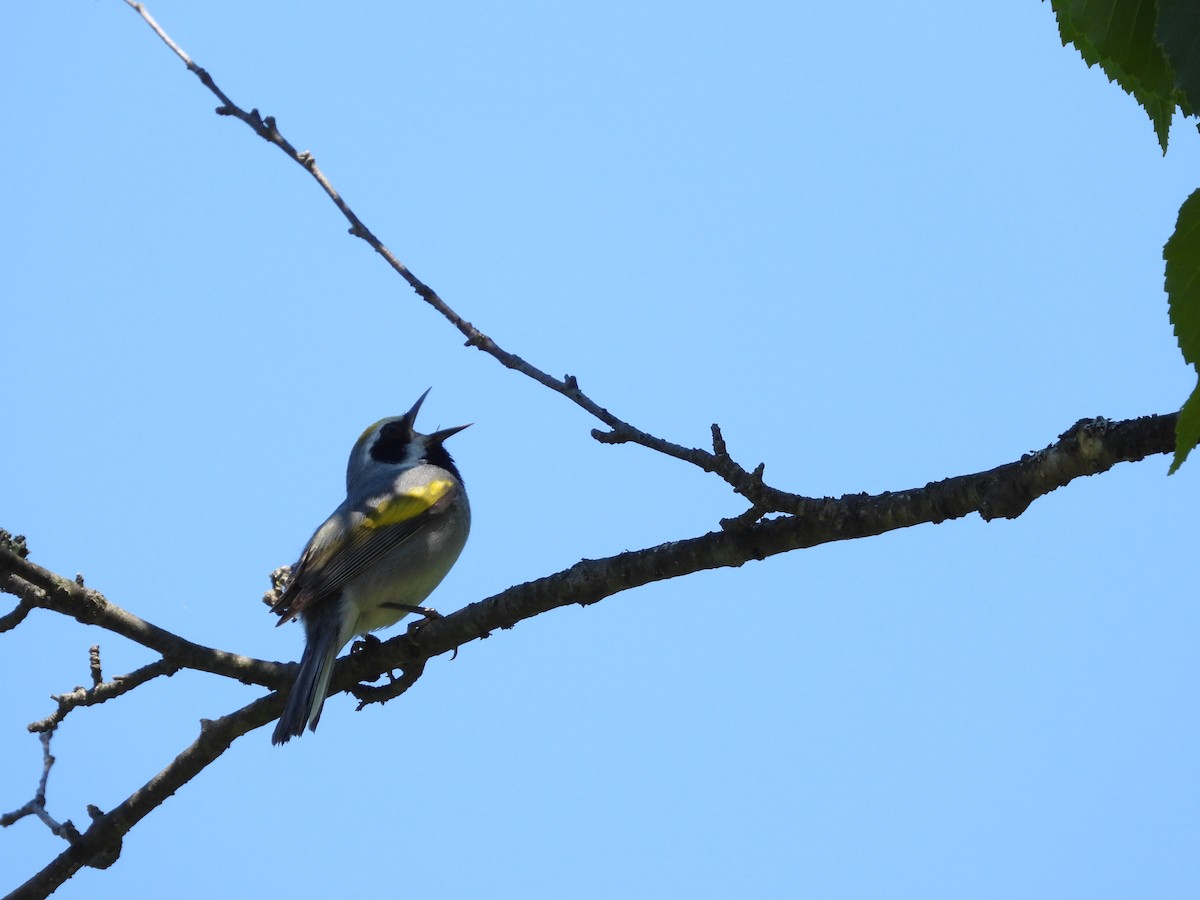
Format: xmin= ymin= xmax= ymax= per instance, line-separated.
xmin=370 ymin=421 xmax=412 ymax=464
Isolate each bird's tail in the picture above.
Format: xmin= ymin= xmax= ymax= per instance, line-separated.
xmin=272 ymin=608 xmax=341 ymax=745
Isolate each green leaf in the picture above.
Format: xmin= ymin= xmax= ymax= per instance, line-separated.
xmin=1164 ymin=188 xmax=1200 ymax=367
xmin=1049 ymin=0 xmax=1179 ymax=151
xmin=1156 ymin=0 xmax=1200 ymax=115
xmin=1169 ymin=379 xmax=1200 ymax=472
xmin=1163 ymin=188 xmax=1200 ymax=470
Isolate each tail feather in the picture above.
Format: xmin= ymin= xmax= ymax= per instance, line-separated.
xmin=272 ymin=611 xmax=341 ymax=745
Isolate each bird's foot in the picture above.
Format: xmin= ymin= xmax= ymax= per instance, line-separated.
xmin=350 ymin=633 xmax=382 ymax=655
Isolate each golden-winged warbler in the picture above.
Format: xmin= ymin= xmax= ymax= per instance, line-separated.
xmin=270 ymin=389 xmax=470 ymax=744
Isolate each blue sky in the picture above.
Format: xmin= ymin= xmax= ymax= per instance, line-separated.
xmin=3 ymin=2 xmax=1198 ymax=897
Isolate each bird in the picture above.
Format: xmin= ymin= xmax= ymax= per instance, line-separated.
xmin=270 ymin=389 xmax=470 ymax=744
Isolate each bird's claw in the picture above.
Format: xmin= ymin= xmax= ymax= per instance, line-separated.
xmin=350 ymin=633 xmax=382 ymax=655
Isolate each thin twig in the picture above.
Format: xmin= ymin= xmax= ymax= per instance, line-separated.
xmin=119 ymin=0 xmax=798 ymax=509
xmin=0 ymin=731 xmax=82 ymax=847
xmin=27 ymin=657 xmax=181 ymax=733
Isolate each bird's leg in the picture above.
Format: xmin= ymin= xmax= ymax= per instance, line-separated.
xmin=390 ymin=603 xmax=442 ymax=637
xmin=381 ymin=603 xmax=442 ymax=620
xmin=348 ymin=632 xmax=402 ymax=683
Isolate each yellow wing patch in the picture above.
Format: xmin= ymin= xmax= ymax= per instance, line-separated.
xmin=363 ymin=479 xmax=454 ymax=529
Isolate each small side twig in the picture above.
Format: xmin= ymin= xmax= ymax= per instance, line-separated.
xmin=28 ymin=657 xmax=180 ymax=733
xmin=88 ymin=645 xmax=103 ymax=687
xmin=0 ymin=591 xmax=35 ymax=632
xmin=0 ymin=731 xmax=82 ymax=846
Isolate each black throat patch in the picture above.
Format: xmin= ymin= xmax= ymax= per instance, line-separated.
xmin=370 ymin=421 xmax=463 ymax=482
xmin=370 ymin=420 xmax=414 ymax=464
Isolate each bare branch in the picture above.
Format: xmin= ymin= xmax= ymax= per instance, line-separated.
xmin=0 ymin=546 xmax=289 ymax=690
xmin=6 ymin=693 xmax=282 ymax=899
xmin=27 ymin=656 xmax=180 ymax=734
xmin=1 ymin=733 xmax=77 ymax=839
xmin=115 ymin=0 xmax=808 ymax=507
xmin=3 ymin=403 xmax=1176 ymax=897
xmin=0 ymin=532 xmax=35 ymax=632
xmin=2 ymin=8 xmax=1181 ymax=896
xmin=0 ymin=591 xmax=35 ymax=633
xmin=87 ymin=645 xmax=102 ymax=688
xmin=335 ymin=412 xmax=1181 ymax=713
xmin=3 ymin=412 xmax=1178 ymax=724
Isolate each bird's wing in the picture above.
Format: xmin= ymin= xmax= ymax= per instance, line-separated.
xmin=271 ymin=478 xmax=458 ymax=624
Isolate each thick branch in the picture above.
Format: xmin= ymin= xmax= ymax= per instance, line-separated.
xmin=2 ymin=412 xmax=1177 ymax=712
xmin=4 ymin=412 xmax=1176 ymax=897
xmin=332 ymin=413 xmax=1180 ymax=704
xmin=0 ymin=548 xmax=288 ymax=690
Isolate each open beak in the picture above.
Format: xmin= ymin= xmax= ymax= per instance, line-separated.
xmin=400 ymin=388 xmax=433 ymax=431
xmin=402 ymin=388 xmax=470 ymax=442
xmin=429 ymin=422 xmax=472 ymax=444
